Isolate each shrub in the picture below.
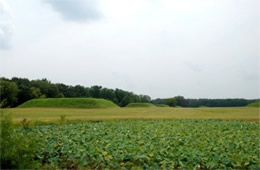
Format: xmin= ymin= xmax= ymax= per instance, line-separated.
xmin=21 ymin=118 xmax=31 ymax=129
xmin=0 ymin=113 xmax=41 ymax=169
xmin=60 ymin=115 xmax=66 ymax=123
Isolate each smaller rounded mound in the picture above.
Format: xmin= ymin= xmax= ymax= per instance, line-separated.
xmin=125 ymin=103 xmax=155 ymax=108
xmin=247 ymin=101 xmax=260 ymax=107
xmin=155 ymin=104 xmax=169 ymax=107
xmin=18 ymin=98 xmax=118 ymax=109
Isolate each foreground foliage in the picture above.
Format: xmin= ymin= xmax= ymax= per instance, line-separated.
xmin=0 ymin=114 xmax=41 ymax=169
xmin=17 ymin=120 xmax=260 ymax=169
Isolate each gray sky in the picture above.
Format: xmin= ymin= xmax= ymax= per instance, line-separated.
xmin=0 ymin=0 xmax=259 ymax=99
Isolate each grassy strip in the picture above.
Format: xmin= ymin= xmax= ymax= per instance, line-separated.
xmin=2 ymin=107 xmax=259 ymax=123
xmin=125 ymin=103 xmax=155 ymax=107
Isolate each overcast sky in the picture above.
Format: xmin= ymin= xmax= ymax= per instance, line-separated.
xmin=0 ymin=0 xmax=259 ymax=99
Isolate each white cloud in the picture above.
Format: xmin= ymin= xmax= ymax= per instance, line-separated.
xmin=44 ymin=0 xmax=100 ymax=22
xmin=184 ymin=62 xmax=205 ymax=73
xmin=0 ymin=0 xmax=259 ymax=99
xmin=0 ymin=0 xmax=13 ymax=49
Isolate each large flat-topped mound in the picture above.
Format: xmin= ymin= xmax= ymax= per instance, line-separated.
xmin=18 ymin=98 xmax=118 ymax=109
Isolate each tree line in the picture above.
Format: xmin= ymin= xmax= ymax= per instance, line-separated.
xmin=0 ymin=77 xmax=151 ymax=108
xmin=152 ymin=96 xmax=258 ymax=107
xmin=0 ymin=77 xmax=258 ymax=108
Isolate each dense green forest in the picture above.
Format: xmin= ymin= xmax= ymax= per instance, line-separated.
xmin=152 ymin=97 xmax=257 ymax=107
xmin=0 ymin=77 xmax=258 ymax=108
xmin=0 ymin=77 xmax=151 ymax=108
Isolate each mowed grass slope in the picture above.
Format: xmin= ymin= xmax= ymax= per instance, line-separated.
xmin=155 ymin=104 xmax=169 ymax=107
xmin=248 ymin=101 xmax=260 ymax=107
xmin=3 ymin=107 xmax=259 ymax=122
xmin=126 ymin=103 xmax=155 ymax=108
xmin=18 ymin=98 xmax=118 ymax=109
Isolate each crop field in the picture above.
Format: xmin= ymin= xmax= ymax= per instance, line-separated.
xmin=1 ymin=107 xmax=259 ymax=168
xmin=2 ymin=107 xmax=259 ymax=122
xmin=15 ymin=120 xmax=259 ymax=169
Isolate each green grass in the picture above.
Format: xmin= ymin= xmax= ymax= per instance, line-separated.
xmin=125 ymin=103 xmax=155 ymax=108
xmin=18 ymin=98 xmax=118 ymax=109
xmin=3 ymin=107 xmax=259 ymax=122
xmin=247 ymin=101 xmax=260 ymax=107
xmin=154 ymin=104 xmax=169 ymax=107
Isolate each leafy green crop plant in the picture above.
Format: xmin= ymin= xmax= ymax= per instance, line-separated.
xmin=14 ymin=120 xmax=260 ymax=169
